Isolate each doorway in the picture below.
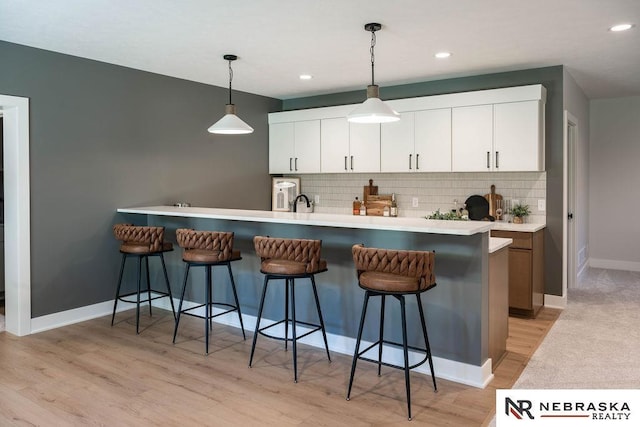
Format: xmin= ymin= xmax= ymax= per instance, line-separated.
xmin=563 ymin=110 xmax=578 ymax=301
xmin=0 ymin=94 xmax=31 ymax=336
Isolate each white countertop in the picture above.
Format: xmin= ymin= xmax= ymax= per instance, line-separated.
xmin=489 ymin=237 xmax=513 ymax=253
xmin=117 ymin=205 xmax=495 ymax=236
xmin=490 ymin=222 xmax=546 ymax=232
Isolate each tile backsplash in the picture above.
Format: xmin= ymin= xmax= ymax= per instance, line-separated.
xmin=293 ymin=172 xmax=546 ymax=224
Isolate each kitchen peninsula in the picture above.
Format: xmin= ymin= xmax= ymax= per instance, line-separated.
xmin=117 ymin=205 xmax=505 ymax=387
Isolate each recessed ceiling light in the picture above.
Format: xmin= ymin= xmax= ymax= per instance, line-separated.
xmin=299 ymin=74 xmax=313 ymax=80
xmin=609 ymin=23 xmax=634 ymax=32
xmin=435 ymin=52 xmax=451 ymax=59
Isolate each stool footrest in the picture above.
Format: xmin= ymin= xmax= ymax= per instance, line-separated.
xmin=179 ymin=302 xmax=239 ymax=320
xmin=116 ymin=290 xmax=172 ymax=305
xmin=257 ymin=319 xmax=323 ymax=342
xmin=356 ymin=339 xmax=431 ymax=371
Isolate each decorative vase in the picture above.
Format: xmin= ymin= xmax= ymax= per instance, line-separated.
xmin=513 ymin=216 xmax=524 ymax=224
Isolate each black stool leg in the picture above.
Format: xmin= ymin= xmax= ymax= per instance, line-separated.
xmin=227 ymin=263 xmax=246 ymax=340
xmin=136 ymin=255 xmax=143 ymax=334
xmin=310 ymin=275 xmax=331 ymax=362
xmin=145 ymin=255 xmax=152 ymax=317
xmin=378 ymin=294 xmax=386 ymax=376
xmin=347 ymin=291 xmax=370 ymax=401
xmin=160 ymin=253 xmax=176 ymax=320
xmin=416 ymin=294 xmax=437 ymax=391
xmin=290 ymin=278 xmax=298 ymax=383
xmin=111 ymin=254 xmax=127 ymax=326
xmin=284 ymin=278 xmax=289 ymax=351
xmin=173 ymin=264 xmax=191 ymax=344
xmin=249 ymin=275 xmax=270 ymax=367
xmin=399 ymin=295 xmax=412 ymax=421
xmin=205 ymin=265 xmax=212 ymax=355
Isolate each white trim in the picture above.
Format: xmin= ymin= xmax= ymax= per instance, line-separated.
xmin=589 ymin=258 xmax=640 ymax=272
xmin=1 ymin=94 xmax=31 ymax=336
xmin=543 ymin=294 xmax=567 ymax=309
xmin=32 ymin=297 xmax=493 ymax=388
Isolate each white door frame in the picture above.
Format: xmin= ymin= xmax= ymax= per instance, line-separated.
xmin=1 ymin=94 xmax=32 ymax=336
xmin=562 ymin=110 xmax=578 ymax=304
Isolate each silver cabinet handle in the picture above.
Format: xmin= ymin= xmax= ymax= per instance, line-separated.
xmin=295 ymin=157 xmax=298 ymax=171
xmin=290 ymin=157 xmax=293 ymax=171
xmin=495 ymin=151 xmax=499 ymax=169
xmin=344 ymin=156 xmax=348 ymax=171
xmin=416 ymin=153 xmax=420 ymax=170
xmin=350 ymin=155 xmax=354 ymax=170
xmin=486 ymin=152 xmax=490 ymax=169
xmin=409 ymin=154 xmax=412 ymax=170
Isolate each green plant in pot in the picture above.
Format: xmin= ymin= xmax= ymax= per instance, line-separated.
xmin=511 ymin=203 xmax=531 ymax=224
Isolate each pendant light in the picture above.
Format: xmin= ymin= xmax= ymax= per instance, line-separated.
xmin=347 ymin=23 xmax=400 ymax=124
xmin=208 ymin=54 xmax=254 ymax=135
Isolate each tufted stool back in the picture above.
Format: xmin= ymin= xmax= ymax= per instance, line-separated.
xmin=254 ymin=236 xmax=326 ymax=275
xmin=113 ymin=223 xmax=172 ymax=254
xmin=176 ymin=229 xmax=239 ymax=263
xmin=352 ymin=244 xmax=435 ymax=293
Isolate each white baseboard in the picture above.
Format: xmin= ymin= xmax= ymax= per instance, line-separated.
xmin=589 ymin=258 xmax=640 ymax=272
xmin=30 ymin=297 xmax=493 ymax=388
xmin=544 ymin=293 xmax=566 ymax=309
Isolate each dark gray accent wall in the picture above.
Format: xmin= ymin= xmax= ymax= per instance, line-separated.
xmin=284 ymin=66 xmax=565 ymax=296
xmin=0 ymin=41 xmax=281 ymax=317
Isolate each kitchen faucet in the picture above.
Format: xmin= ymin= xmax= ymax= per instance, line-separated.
xmin=292 ymin=194 xmax=311 ymax=212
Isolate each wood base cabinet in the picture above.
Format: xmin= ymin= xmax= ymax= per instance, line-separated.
xmin=489 ymin=246 xmax=509 ymax=371
xmin=491 ymin=229 xmax=544 ymax=318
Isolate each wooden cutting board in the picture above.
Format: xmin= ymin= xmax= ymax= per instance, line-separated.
xmin=484 ymin=184 xmax=503 ymax=220
xmin=363 ymin=179 xmax=378 ymax=201
xmin=365 ymin=194 xmax=392 ymax=216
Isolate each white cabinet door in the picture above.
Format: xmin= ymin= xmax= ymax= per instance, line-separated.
xmin=415 ymin=108 xmax=452 ymax=172
xmin=494 ymin=101 xmax=543 ymax=171
xmin=349 ymin=123 xmax=380 ymax=173
xmin=293 ymin=120 xmax=321 ymax=173
xmin=320 ymin=117 xmax=350 ymax=173
xmin=452 ymin=105 xmax=493 ymax=172
xmin=269 ymin=122 xmax=295 ymax=174
xmin=381 ymin=112 xmax=415 ymax=172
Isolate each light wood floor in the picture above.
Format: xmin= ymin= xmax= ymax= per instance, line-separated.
xmin=0 ymin=307 xmax=560 ymax=426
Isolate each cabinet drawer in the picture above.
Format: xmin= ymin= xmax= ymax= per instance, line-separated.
xmin=491 ymin=230 xmax=532 ymax=249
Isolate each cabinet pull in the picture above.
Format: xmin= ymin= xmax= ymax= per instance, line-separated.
xmin=486 ymin=152 xmax=490 ymax=169
xmin=295 ymin=157 xmax=298 ymax=171
xmin=495 ymin=151 xmax=499 ymax=169
xmin=290 ymin=157 xmax=293 ymax=171
xmin=344 ymin=156 xmax=348 ymax=171
xmin=409 ymin=154 xmax=412 ymax=170
xmin=350 ymin=155 xmax=354 ymax=170
xmin=416 ymin=153 xmax=420 ymax=170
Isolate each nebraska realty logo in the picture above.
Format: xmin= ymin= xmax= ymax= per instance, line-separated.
xmin=496 ymin=390 xmax=639 ymax=426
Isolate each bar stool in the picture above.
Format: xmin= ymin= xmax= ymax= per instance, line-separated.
xmin=111 ymin=224 xmax=176 ymax=334
xmin=173 ymin=229 xmax=245 ymax=354
xmin=249 ymin=236 xmax=331 ymax=383
xmin=346 ymin=244 xmax=438 ymax=421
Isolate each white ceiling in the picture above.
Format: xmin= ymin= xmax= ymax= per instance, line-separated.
xmin=1 ymin=0 xmax=639 ymax=100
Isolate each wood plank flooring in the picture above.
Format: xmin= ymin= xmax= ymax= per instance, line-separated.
xmin=0 ymin=307 xmax=560 ymax=426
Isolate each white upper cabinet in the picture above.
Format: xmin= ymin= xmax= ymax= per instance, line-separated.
xmin=493 ymin=101 xmax=544 ymax=171
xmin=321 ymin=118 xmax=380 ymax=173
xmin=269 ymin=84 xmax=546 ymax=175
xmin=269 ymin=120 xmax=320 ymax=174
xmin=452 ymin=105 xmax=494 ymax=172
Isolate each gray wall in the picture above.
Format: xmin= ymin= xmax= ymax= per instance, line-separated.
xmin=589 ymin=96 xmax=640 ymax=268
xmin=284 ymin=66 xmax=565 ymax=296
xmin=0 ymin=41 xmax=281 ymax=317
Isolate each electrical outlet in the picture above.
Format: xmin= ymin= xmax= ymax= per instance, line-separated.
xmin=538 ymin=199 xmax=546 ymax=212
xmin=412 ymin=197 xmax=419 ymax=208
xmin=314 ymin=195 xmax=320 ymax=204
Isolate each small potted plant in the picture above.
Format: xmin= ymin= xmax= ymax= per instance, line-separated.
xmin=510 ymin=203 xmax=531 ymax=224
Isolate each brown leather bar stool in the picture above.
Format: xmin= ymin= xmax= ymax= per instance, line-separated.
xmin=173 ymin=229 xmax=245 ymax=354
xmin=249 ymin=236 xmax=331 ymax=383
xmin=347 ymin=244 xmax=438 ymax=421
xmin=111 ymin=224 xmax=176 ymax=334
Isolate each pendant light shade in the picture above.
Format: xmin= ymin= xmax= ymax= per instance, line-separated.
xmin=347 ymin=23 xmax=399 ymax=124
xmin=208 ymin=54 xmax=254 ymax=135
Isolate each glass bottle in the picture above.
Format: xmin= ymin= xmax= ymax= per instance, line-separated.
xmin=390 ymin=193 xmax=398 ymax=217
xmin=360 ymin=199 xmax=367 ymax=216
xmin=352 ymin=197 xmax=360 ymax=215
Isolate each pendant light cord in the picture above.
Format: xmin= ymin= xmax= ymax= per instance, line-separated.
xmin=370 ymin=29 xmax=376 ymax=86
xmin=227 ymin=58 xmax=234 ymax=105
